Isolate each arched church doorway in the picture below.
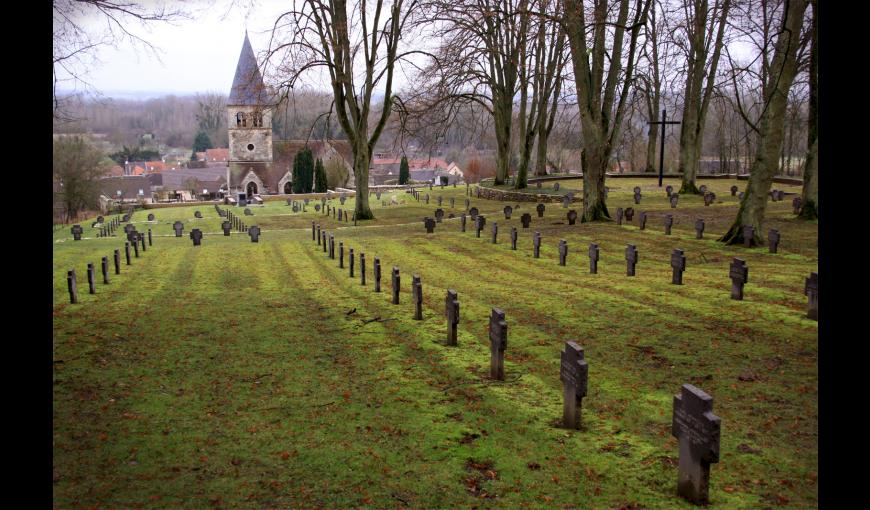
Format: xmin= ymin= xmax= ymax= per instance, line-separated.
xmin=284 ymin=182 xmax=293 ymax=194
xmin=246 ymin=181 xmax=258 ymax=199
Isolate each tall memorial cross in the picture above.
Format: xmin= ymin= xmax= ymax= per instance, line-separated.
xmin=412 ymin=275 xmax=423 ymax=320
xmin=445 ymin=290 xmax=459 ymax=346
xmin=648 ymin=108 xmax=681 ymax=186
xmin=671 ymin=249 xmax=686 ymax=285
xmin=391 ymin=267 xmax=400 ymax=304
xmin=489 ymin=308 xmax=507 ymax=380
xmin=729 ymin=258 xmax=748 ymax=300
xmin=672 ymin=384 xmax=721 ymax=505
xmin=560 ymin=342 xmax=588 ymax=429
xmin=625 ymin=245 xmax=638 ymax=276
xmin=805 ymin=272 xmax=818 ymax=320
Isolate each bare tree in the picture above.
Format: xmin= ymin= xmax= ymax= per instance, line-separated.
xmin=53 ymin=0 xmax=188 ymax=123
xmin=53 ymin=136 xmax=109 ymax=219
xmin=719 ymin=0 xmax=810 ymax=245
xmin=266 ymin=0 xmax=420 ymax=219
xmin=673 ymin=0 xmax=731 ymax=194
xmin=562 ymin=0 xmax=652 ymax=221
xmin=797 ymin=0 xmax=816 ymax=219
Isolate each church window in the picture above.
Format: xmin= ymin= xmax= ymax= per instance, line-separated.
xmin=236 ymin=112 xmax=247 ymax=127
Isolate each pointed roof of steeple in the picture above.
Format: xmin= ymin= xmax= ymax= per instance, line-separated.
xmin=228 ymin=32 xmax=271 ymax=106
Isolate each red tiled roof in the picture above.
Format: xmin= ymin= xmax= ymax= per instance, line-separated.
xmin=205 ymin=148 xmax=229 ymax=162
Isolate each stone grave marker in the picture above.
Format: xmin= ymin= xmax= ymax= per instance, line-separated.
xmin=124 ymin=242 xmax=131 ymax=265
xmin=96 ymin=215 xmax=104 ymax=224
xmin=695 ymin=219 xmax=705 ymax=239
xmin=411 ymin=275 xmax=423 ymax=320
xmin=190 ymin=229 xmax=203 ymax=246
xmin=567 ymin=210 xmax=578 ymax=225
xmin=491 ymin=222 xmax=498 ymax=244
xmin=435 ymin=208 xmax=444 ymax=223
xmin=338 ymin=209 xmax=343 ymax=221
xmin=450 ymin=197 xmax=455 ymax=208
xmin=67 ymin=269 xmax=77 ymax=303
xmin=194 ymin=211 xmax=202 ymax=218
xmin=122 ymin=214 xmax=130 ymax=222
xmin=503 ymin=205 xmax=513 ymax=219
xmin=670 ymin=194 xmax=679 ymax=208
xmin=699 ymin=185 xmax=708 ymax=194
xmin=666 ymin=185 xmax=673 ymax=197
xmin=244 ymin=208 xmax=253 ymax=216
xmin=293 ymin=204 xmax=299 ymax=213
xmin=140 ymin=233 xmax=146 ymax=252
xmin=339 ymin=242 xmax=344 ymax=268
xmin=424 ymin=217 xmax=436 ymax=233
xmin=124 ymin=223 xmax=135 ymax=235
xmin=730 ymin=185 xmax=738 ymax=196
xmin=222 ymin=221 xmax=231 ymax=236
xmin=742 ymin=225 xmax=755 ymax=248
xmin=475 ymin=215 xmax=486 ymax=238
xmin=248 ymin=226 xmax=260 ymax=242
xmin=446 ymin=290 xmax=459 ymax=346
xmin=132 ymin=237 xmax=140 ymax=258
xmin=625 ymin=207 xmax=635 ymax=221
xmin=360 ymin=253 xmax=366 ymax=285
xmin=805 ymin=272 xmax=818 ymax=320
xmin=317 ymin=225 xmax=322 ymax=245
xmin=101 ymin=256 xmax=110 ymax=284
xmin=489 ymin=308 xmax=507 ymax=380
xmin=738 ymin=192 xmax=744 ymax=200
xmin=476 ymin=187 xmax=481 ymax=198
xmin=315 ymin=203 xmax=321 ymax=212
xmin=639 ymin=212 xmax=647 ymax=230
xmin=521 ymin=213 xmax=532 ymax=228
xmin=672 ymin=384 xmax=721 ymax=505
xmin=71 ymin=225 xmax=83 ymax=241
xmin=768 ymin=229 xmax=780 ymax=253
xmin=536 ymin=181 xmax=541 ymax=188
xmin=376 ymin=192 xmax=382 ymax=200
xmin=615 ymin=207 xmax=624 ymax=225
xmin=469 ymin=207 xmax=479 ymax=220
xmin=671 ymin=249 xmax=686 ymax=285
xmin=625 ymin=244 xmax=638 ymax=276
xmin=560 ymin=342 xmax=588 ymax=429
xmin=424 ymin=194 xmax=430 ymax=204
xmin=340 ymin=195 xmax=347 ymax=205
xmin=437 ymin=196 xmax=443 ymax=206
xmin=536 ymin=203 xmax=545 ymax=217
xmin=87 ymin=263 xmax=96 ymax=294
xmin=553 ymin=182 xmax=560 ymax=191
xmin=322 ymin=231 xmax=327 ymax=253
xmin=287 ymin=198 xmax=293 ymax=206
xmin=558 ymin=239 xmax=568 ymax=266
xmin=562 ymin=195 xmax=571 ymax=208
xmin=533 ymin=231 xmax=541 ymax=258
xmin=173 ymin=221 xmax=184 ymax=237
xmin=465 ymin=198 xmax=470 ymax=210
xmin=510 ymin=227 xmax=518 ymax=250
xmin=792 ymin=197 xmax=802 ymax=214
xmin=634 ymin=191 xmax=642 ymax=204
xmin=391 ymin=267 xmax=400 ymax=304
xmin=374 ymin=257 xmax=381 ymax=292
xmin=113 ymin=249 xmax=120 ymax=275
xmin=703 ymin=193 xmax=713 ymax=206
xmin=729 ymin=258 xmax=748 ymax=300
xmin=329 ymin=235 xmax=335 ymax=259
xmin=148 ymin=229 xmax=152 ymax=246
xmin=664 ymin=214 xmax=673 ymax=235
xmin=460 ymin=213 xmax=467 ymax=232
xmin=147 ymin=213 xmax=155 ymax=221
xmin=588 ymin=243 xmax=599 ymax=274
xmin=347 ymin=248 xmax=354 ymax=277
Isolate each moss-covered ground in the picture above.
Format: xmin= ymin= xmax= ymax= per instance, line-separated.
xmin=53 ymin=178 xmax=817 ymax=509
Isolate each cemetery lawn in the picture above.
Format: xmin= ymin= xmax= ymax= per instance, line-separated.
xmin=53 ymin=179 xmax=817 ymax=509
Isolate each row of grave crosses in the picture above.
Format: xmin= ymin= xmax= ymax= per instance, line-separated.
xmin=309 ymin=224 xmax=732 ymax=505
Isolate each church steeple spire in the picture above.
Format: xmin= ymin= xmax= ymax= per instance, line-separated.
xmin=228 ymin=32 xmax=268 ymax=106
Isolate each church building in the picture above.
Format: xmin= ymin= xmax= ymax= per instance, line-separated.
xmin=226 ymin=33 xmax=355 ymax=198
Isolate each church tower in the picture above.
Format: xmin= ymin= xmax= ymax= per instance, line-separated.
xmin=227 ymin=32 xmax=274 ymax=198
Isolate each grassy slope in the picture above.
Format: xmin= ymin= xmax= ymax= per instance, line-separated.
xmin=54 ymin=179 xmax=817 ymax=509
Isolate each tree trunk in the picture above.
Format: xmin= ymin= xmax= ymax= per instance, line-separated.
xmin=493 ymin=101 xmax=511 ymax=184
xmin=720 ymin=0 xmax=809 ymax=245
xmin=645 ymin=112 xmax=658 ymax=172
xmin=581 ymin=146 xmax=610 ymax=222
xmin=534 ymin=130 xmax=549 ymax=176
xmin=352 ymin=141 xmax=373 ymax=220
xmin=678 ymin=121 xmax=702 ymax=193
xmin=798 ymin=0 xmax=818 ymax=220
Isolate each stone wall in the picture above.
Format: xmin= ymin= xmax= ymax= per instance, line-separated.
xmin=475 ymin=186 xmax=577 ymax=203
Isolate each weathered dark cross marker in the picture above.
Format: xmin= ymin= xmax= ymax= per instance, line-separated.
xmin=503 ymin=205 xmax=513 ymax=219
xmin=625 ymin=207 xmax=635 ymax=222
xmin=348 ymin=248 xmax=355 ymax=277
xmin=562 ymin=195 xmax=572 ymax=208
xmin=438 ymin=196 xmax=443 ymax=206
xmin=560 ymin=341 xmax=588 ymax=429
xmin=670 ymin=194 xmax=679 ymax=208
xmin=312 ymin=221 xmax=316 ymax=240
xmin=465 ymin=198 xmax=470 ymax=210
xmin=489 ymin=308 xmax=507 ymax=380
xmin=339 ymin=242 xmax=345 ymax=268
xmin=329 ymin=235 xmax=335 ymax=259
xmin=475 ymin=215 xmax=486 ymax=238
xmin=101 ymin=256 xmax=110 ymax=284
xmin=672 ymin=384 xmax=721 ymax=505
xmin=768 ymin=229 xmax=780 ymax=253
xmin=450 ymin=197 xmax=455 ymax=208
xmin=491 ymin=222 xmax=498 ymax=244
xmin=87 ymin=263 xmax=96 ymax=294
xmin=67 ymin=269 xmax=78 ymax=303
xmin=634 ymin=191 xmax=642 ymax=204
xmin=113 ymin=249 xmax=120 ymax=275
xmin=391 ymin=267 xmax=400 ymax=304
xmin=445 ymin=290 xmax=459 ymax=346
xmin=195 ymin=210 xmax=202 ymax=218
xmin=639 ymin=212 xmax=647 ymax=230
xmin=469 ymin=207 xmax=479 ymax=220
xmin=249 ymin=226 xmax=261 ymax=242
xmin=424 ymin=194 xmax=430 ymax=204
xmin=189 ymin=228 xmax=203 ymax=246
xmin=536 ymin=203 xmax=545 ymax=217
xmin=520 ymin=213 xmax=532 ymax=229
xmin=695 ymin=219 xmax=705 ymax=239
xmin=664 ymin=214 xmax=673 ymax=235
xmin=533 ymin=231 xmax=541 ymax=258
xmin=615 ymin=207 xmax=624 ymax=225
xmin=805 ymin=272 xmax=818 ymax=320
xmin=132 ymin=237 xmax=139 ymax=258
xmin=792 ymin=197 xmax=802 ymax=214
xmin=374 ymin=257 xmax=381 ymax=292
xmin=666 ymin=185 xmax=674 ymax=197
xmin=671 ymin=249 xmax=686 ymax=285
xmin=625 ymin=245 xmax=638 ymax=276
xmin=71 ymin=225 xmax=83 ymax=241
xmin=148 ymin=229 xmax=152 ymax=246
xmin=558 ymin=239 xmax=568 ymax=266
xmin=222 ymin=221 xmax=231 ymax=236
xmin=317 ymin=225 xmax=321 ymax=245
xmin=412 ymin=275 xmax=423 ymax=320
xmin=510 ymin=227 xmax=518 ymax=250
xmin=703 ymin=193 xmax=714 ymax=206
xmin=460 ymin=213 xmax=466 ymax=232
xmin=173 ymin=221 xmax=184 ymax=237
xmin=125 ymin=242 xmax=131 ymax=265
xmin=588 ymin=243 xmax=600 ymax=274
xmin=424 ymin=217 xmax=436 ymax=233
xmin=729 ymin=258 xmax=748 ymax=300
xmin=139 ymin=232 xmax=146 ymax=252
xmin=435 ymin=208 xmax=444 ymax=223
xmin=567 ymin=210 xmax=578 ymax=225
xmin=742 ymin=225 xmax=755 ymax=248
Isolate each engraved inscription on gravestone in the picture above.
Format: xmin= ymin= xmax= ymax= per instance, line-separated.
xmin=560 ymin=341 xmax=588 ymax=429
xmin=672 ymin=384 xmax=721 ymax=505
xmin=489 ymin=308 xmax=507 ymax=380
xmin=588 ymin=243 xmax=599 ymax=274
xmin=671 ymin=248 xmax=686 ymax=285
xmin=805 ymin=272 xmax=818 ymax=320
